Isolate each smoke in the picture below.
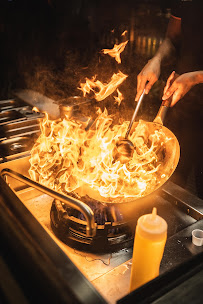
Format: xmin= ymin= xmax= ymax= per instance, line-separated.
xmin=3 ymin=1 xmax=169 ymax=123
xmin=21 ymin=52 xmax=84 ymax=101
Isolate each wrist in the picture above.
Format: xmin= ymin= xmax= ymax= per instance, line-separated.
xmin=189 ymin=71 xmax=203 ymax=86
xmin=148 ymin=56 xmax=162 ymax=67
xmin=195 ymin=71 xmax=203 ymax=84
xmin=153 ymin=55 xmax=162 ymax=63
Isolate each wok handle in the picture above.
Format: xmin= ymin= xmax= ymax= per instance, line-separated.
xmin=153 ymin=96 xmax=172 ymax=125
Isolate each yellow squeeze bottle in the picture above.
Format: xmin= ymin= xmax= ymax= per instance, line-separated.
xmin=130 ymin=207 xmax=167 ymax=292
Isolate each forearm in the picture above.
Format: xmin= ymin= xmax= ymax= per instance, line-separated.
xmin=135 ymin=37 xmax=176 ymax=100
xmin=183 ymin=71 xmax=203 ymax=87
xmin=135 ymin=16 xmax=181 ymax=100
xmin=194 ymin=71 xmax=203 ymax=84
xmin=153 ymin=15 xmax=181 ymax=64
xmin=153 ymin=37 xmax=176 ymax=63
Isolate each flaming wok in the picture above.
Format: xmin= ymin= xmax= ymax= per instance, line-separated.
xmin=28 ymin=96 xmax=180 ymax=204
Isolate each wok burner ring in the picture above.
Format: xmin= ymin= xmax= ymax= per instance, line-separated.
xmin=50 ymin=198 xmax=135 ymax=253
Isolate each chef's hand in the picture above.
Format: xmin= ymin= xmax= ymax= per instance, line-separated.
xmin=162 ymin=71 xmax=202 ymax=106
xmin=135 ymin=57 xmax=161 ymax=101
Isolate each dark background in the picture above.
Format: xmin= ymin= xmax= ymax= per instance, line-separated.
xmin=0 ymin=0 xmax=173 ymax=105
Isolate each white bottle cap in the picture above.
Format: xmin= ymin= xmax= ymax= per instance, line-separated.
xmin=192 ymin=229 xmax=203 ymax=246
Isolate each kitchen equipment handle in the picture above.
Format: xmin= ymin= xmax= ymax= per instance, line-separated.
xmin=125 ymin=89 xmax=145 ymax=138
xmin=153 ymin=96 xmax=172 ymax=125
xmin=1 ymin=168 xmax=96 ymax=237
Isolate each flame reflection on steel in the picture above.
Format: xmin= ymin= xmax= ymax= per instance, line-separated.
xmin=32 ymin=106 xmax=40 ymax=112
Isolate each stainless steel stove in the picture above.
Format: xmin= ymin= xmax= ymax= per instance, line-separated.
xmin=0 ymin=98 xmax=44 ymax=163
xmin=0 ymin=96 xmax=203 ymax=304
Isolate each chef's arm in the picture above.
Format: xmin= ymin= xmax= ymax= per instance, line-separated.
xmin=155 ymin=14 xmax=181 ymax=60
xmin=135 ymin=15 xmax=181 ymax=101
xmin=195 ymin=71 xmax=203 ymax=84
xmin=162 ymin=70 xmax=203 ymax=106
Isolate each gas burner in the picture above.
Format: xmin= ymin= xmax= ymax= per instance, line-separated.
xmin=50 ymin=198 xmax=134 ymax=253
xmin=70 ymin=197 xmax=124 ymax=225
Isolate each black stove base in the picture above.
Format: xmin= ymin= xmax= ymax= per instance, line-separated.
xmin=50 ymin=198 xmax=135 ymax=253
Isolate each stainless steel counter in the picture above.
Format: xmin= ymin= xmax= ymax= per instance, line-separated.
xmin=14 ymin=182 xmax=203 ymax=304
xmin=20 ymin=192 xmax=132 ymax=303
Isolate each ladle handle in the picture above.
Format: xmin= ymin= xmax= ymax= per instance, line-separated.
xmin=153 ymin=95 xmax=172 ymax=125
xmin=125 ymin=89 xmax=145 ymax=138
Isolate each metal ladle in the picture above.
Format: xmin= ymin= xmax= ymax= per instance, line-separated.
xmin=115 ymin=89 xmax=145 ymax=162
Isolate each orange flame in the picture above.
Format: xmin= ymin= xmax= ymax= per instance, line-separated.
xmin=79 ymin=71 xmax=127 ymax=101
xmin=32 ymin=106 xmax=40 ymax=112
xmin=121 ymin=30 xmax=128 ymax=36
xmin=29 ymin=30 xmax=171 ymax=202
xmin=102 ymin=40 xmax=128 ymax=64
xmin=114 ymin=89 xmax=124 ymax=106
xmin=29 ymin=109 xmax=171 ymax=201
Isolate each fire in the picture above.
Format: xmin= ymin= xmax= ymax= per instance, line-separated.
xmin=79 ymin=34 xmax=128 ymax=103
xmin=79 ymin=71 xmax=127 ymax=101
xmin=29 ymin=109 xmax=171 ymax=201
xmin=102 ymin=40 xmax=128 ymax=64
xmin=32 ymin=106 xmax=40 ymax=112
xmin=114 ymin=89 xmax=124 ymax=106
xmin=121 ymin=30 xmax=128 ymax=37
xmin=28 ymin=32 xmax=172 ymax=202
